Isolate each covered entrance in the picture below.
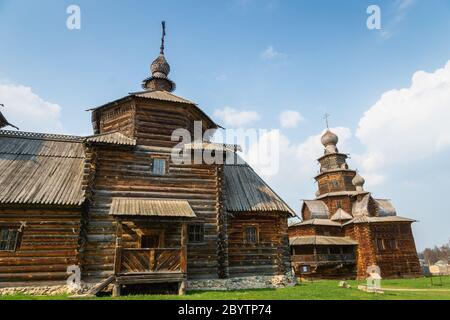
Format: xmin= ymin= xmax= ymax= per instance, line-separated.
xmin=290 ymin=236 xmax=358 ymax=279
xmin=109 ymin=198 xmax=196 ymax=296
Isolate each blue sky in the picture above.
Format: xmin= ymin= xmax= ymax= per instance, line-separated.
xmin=1 ymin=0 xmax=450 ymax=250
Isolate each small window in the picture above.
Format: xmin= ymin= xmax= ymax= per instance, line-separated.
xmin=336 ymin=200 xmax=342 ymax=209
xmin=189 ymin=224 xmax=204 ymax=243
xmin=331 ymin=180 xmax=340 ymax=189
xmin=152 ymin=158 xmax=167 ymax=175
xmin=386 ymin=239 xmax=397 ymax=251
xmin=244 ymin=226 xmax=258 ymax=244
xmin=0 ymin=227 xmax=19 ymax=252
xmin=376 ymin=238 xmax=384 ymax=253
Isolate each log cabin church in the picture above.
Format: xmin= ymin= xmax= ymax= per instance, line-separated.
xmin=289 ymin=128 xmax=421 ymax=279
xmin=0 ymin=24 xmax=295 ymax=296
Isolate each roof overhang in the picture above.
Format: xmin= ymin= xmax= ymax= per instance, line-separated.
xmin=109 ymin=198 xmax=197 ymax=218
xmin=290 ymin=236 xmax=358 ymax=246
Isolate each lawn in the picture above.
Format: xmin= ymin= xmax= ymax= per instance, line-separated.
xmin=1 ymin=276 xmax=450 ymax=300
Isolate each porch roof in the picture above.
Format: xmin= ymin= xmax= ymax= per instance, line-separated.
xmin=109 ymin=198 xmax=197 ymax=218
xmin=290 ymin=236 xmax=358 ymax=246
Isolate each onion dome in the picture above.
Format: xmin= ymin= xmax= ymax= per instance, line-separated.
xmin=142 ymin=21 xmax=176 ymax=92
xmin=321 ymin=129 xmax=339 ymax=154
xmin=352 ymin=173 xmax=366 ymax=191
xmin=151 ymin=55 xmax=171 ymax=78
xmin=321 ymin=130 xmax=339 ymax=147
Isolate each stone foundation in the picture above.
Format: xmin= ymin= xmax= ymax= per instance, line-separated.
xmin=0 ymin=273 xmax=297 ymax=296
xmin=187 ymin=272 xmax=297 ymax=291
xmin=0 ymin=285 xmax=86 ymax=297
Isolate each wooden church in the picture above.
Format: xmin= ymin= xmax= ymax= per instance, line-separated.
xmin=289 ymin=127 xmax=422 ymax=279
xmin=0 ymin=24 xmax=295 ymax=295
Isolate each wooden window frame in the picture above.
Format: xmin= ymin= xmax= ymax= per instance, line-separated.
xmin=0 ymin=224 xmax=23 ymax=253
xmin=151 ymin=156 xmax=169 ymax=176
xmin=243 ymin=224 xmax=259 ymax=245
xmin=188 ymin=224 xmax=205 ymax=244
xmin=376 ymin=238 xmax=385 ymax=253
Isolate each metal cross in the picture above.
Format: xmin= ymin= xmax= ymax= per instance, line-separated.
xmin=323 ymin=113 xmax=331 ymax=129
xmin=160 ymin=21 xmax=166 ymax=55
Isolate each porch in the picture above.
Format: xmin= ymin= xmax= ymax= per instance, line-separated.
xmin=291 ymin=253 xmax=356 ymax=265
xmin=109 ymin=198 xmax=195 ymax=296
xmin=290 ymin=236 xmax=358 ymax=279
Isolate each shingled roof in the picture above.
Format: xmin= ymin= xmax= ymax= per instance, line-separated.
xmin=0 ymin=130 xmax=85 ymax=206
xmin=84 ymin=131 xmax=136 ymax=146
xmin=224 ymin=164 xmax=295 ymax=216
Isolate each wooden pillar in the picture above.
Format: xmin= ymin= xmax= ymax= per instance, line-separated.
xmin=179 ymin=223 xmax=188 ymax=295
xmin=313 ymin=246 xmax=318 ymax=264
xmin=149 ymin=249 xmax=156 ymax=272
xmin=112 ymin=283 xmax=121 ymax=297
xmin=113 ymin=219 xmax=123 ymax=275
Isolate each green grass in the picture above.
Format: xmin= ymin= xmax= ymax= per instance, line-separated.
xmin=1 ymin=277 xmax=450 ymax=300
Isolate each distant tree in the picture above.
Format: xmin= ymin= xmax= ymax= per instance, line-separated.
xmin=422 ymin=241 xmax=450 ymax=265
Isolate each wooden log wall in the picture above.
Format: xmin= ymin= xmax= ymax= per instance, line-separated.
xmin=288 ymin=225 xmax=344 ymax=238
xmin=317 ymin=171 xmax=356 ymax=195
xmin=227 ymin=213 xmax=290 ymax=277
xmin=82 ymin=145 xmax=221 ymax=283
xmin=216 ymin=165 xmax=229 ymax=279
xmin=344 ymin=224 xmax=377 ymax=279
xmin=93 ymin=101 xmax=136 ymax=138
xmin=322 ymin=196 xmax=353 ymax=217
xmin=318 ymin=154 xmax=348 ymax=171
xmin=134 ymin=99 xmax=212 ymax=149
xmin=370 ymin=223 xmax=421 ymax=278
xmin=0 ymin=206 xmax=81 ymax=287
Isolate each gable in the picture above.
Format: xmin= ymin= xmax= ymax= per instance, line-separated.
xmin=302 ymin=200 xmax=329 ymax=219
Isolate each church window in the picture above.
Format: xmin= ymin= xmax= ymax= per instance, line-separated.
xmin=376 ymin=238 xmax=385 ymax=252
xmin=387 ymin=239 xmax=398 ymax=251
xmin=188 ymin=224 xmax=204 ymax=243
xmin=152 ymin=158 xmax=167 ymax=175
xmin=244 ymin=226 xmax=259 ymax=244
xmin=0 ymin=227 xmax=20 ymax=252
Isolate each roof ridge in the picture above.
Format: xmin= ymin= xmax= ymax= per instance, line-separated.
xmin=0 ymin=130 xmax=83 ymax=142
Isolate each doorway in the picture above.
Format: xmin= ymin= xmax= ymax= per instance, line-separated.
xmin=141 ymin=235 xmax=160 ymax=248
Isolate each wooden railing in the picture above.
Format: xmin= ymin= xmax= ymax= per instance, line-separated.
xmin=117 ymin=248 xmax=183 ymax=274
xmin=292 ymin=254 xmax=356 ymax=264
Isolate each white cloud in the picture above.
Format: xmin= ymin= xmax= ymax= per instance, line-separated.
xmin=279 ymin=110 xmax=304 ymax=128
xmin=379 ymin=0 xmax=415 ymax=40
xmin=0 ymin=83 xmax=63 ymax=133
xmin=214 ymin=107 xmax=261 ymax=128
xmin=394 ymin=0 xmax=414 ymax=11
xmin=244 ymin=127 xmax=352 ymax=215
xmin=261 ymin=46 xmax=287 ymax=61
xmin=355 ymin=60 xmax=450 ymax=185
